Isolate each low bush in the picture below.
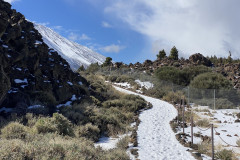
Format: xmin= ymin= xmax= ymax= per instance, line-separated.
xmin=195 ymin=118 xmax=210 ymax=128
xmin=190 ymin=72 xmax=233 ymax=89
xmin=75 ymin=123 xmax=100 ymax=142
xmin=116 ymin=136 xmax=130 ymax=150
xmin=34 ymin=113 xmax=74 ymax=136
xmin=215 ymin=149 xmax=235 ymax=160
xmin=34 ymin=117 xmax=57 ymax=134
xmin=162 ymin=91 xmax=186 ymax=104
xmin=0 ymin=134 xmax=130 ymax=160
xmin=197 ymin=141 xmax=211 ymax=155
xmin=1 ymin=122 xmax=28 ymax=139
xmin=91 ymin=108 xmax=129 ymax=136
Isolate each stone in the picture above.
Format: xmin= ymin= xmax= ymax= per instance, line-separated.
xmin=189 ymin=53 xmax=212 ymax=66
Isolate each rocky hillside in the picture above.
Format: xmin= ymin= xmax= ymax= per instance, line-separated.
xmin=34 ymin=23 xmax=106 ymax=71
xmin=126 ymin=53 xmax=240 ymax=89
xmin=0 ymin=0 xmax=88 ymax=113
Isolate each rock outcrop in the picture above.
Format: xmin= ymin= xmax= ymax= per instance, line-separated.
xmin=0 ymin=0 xmax=88 ymax=113
xmin=189 ymin=53 xmax=212 ymax=67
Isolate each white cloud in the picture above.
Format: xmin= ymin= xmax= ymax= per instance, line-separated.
xmin=103 ymin=0 xmax=240 ymax=59
xmin=100 ymin=44 xmax=125 ymax=53
xmin=38 ymin=22 xmax=50 ymax=26
xmin=79 ymin=34 xmax=91 ymax=40
xmin=68 ymin=32 xmax=91 ymax=41
xmin=102 ymin=21 xmax=112 ymax=28
xmin=4 ymin=0 xmax=20 ymax=3
xmin=68 ymin=32 xmax=79 ymax=41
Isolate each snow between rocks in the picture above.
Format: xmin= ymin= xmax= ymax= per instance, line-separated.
xmin=114 ymin=86 xmax=195 ymax=160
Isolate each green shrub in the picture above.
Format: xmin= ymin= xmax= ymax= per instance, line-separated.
xmin=190 ymin=72 xmax=233 ymax=89
xmin=34 ymin=113 xmax=74 ymax=136
xmin=1 ymin=122 xmax=28 ymax=139
xmin=215 ymin=149 xmax=235 ymax=160
xmin=34 ymin=117 xmax=57 ymax=134
xmin=52 ymin=113 xmax=74 ymax=136
xmin=75 ymin=123 xmax=100 ymax=142
xmin=155 ymin=66 xmax=183 ymax=85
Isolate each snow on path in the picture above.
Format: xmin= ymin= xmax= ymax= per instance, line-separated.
xmin=114 ymin=86 xmax=195 ymax=160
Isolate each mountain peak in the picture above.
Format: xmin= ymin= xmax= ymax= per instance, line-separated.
xmin=34 ymin=23 xmax=106 ymax=71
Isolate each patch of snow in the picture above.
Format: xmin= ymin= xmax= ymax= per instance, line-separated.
xmin=7 ymin=54 xmax=11 ymax=58
xmin=8 ymin=88 xmax=18 ymax=93
xmin=14 ymin=78 xmax=28 ymax=84
xmin=135 ymin=80 xmax=153 ymax=89
xmin=28 ymin=105 xmax=44 ymax=109
xmin=67 ymin=82 xmax=73 ymax=86
xmin=78 ymin=81 xmax=83 ymax=85
xmin=16 ymin=68 xmax=22 ymax=71
xmin=21 ymin=85 xmax=28 ymax=88
xmin=2 ymin=44 xmax=8 ymax=48
xmin=0 ymin=107 xmax=13 ymax=113
xmin=114 ymin=86 xmax=195 ymax=160
xmin=35 ymin=40 xmax=42 ymax=45
xmin=186 ymin=105 xmax=240 ymax=155
xmin=44 ymin=80 xmax=51 ymax=83
xmin=114 ymin=82 xmax=132 ymax=89
xmin=56 ymin=101 xmax=72 ymax=108
xmin=71 ymin=95 xmax=77 ymax=101
xmin=95 ymin=135 xmax=127 ymax=150
xmin=49 ymin=58 xmax=54 ymax=62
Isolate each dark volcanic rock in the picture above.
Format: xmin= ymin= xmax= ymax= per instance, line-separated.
xmin=189 ymin=53 xmax=212 ymax=66
xmin=0 ymin=0 xmax=88 ymax=113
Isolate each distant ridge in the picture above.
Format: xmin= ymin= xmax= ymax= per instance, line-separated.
xmin=34 ymin=23 xmax=106 ymax=71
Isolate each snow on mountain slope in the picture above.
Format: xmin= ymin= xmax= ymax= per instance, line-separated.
xmin=34 ymin=23 xmax=106 ymax=71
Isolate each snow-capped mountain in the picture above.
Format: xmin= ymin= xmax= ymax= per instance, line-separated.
xmin=34 ymin=23 xmax=106 ymax=71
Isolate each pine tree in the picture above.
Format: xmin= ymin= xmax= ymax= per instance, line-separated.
xmin=157 ymin=49 xmax=166 ymax=60
xmin=102 ymin=57 xmax=113 ymax=67
xmin=77 ymin=65 xmax=85 ymax=72
xmin=227 ymin=51 xmax=232 ymax=64
xmin=169 ymin=46 xmax=178 ymax=60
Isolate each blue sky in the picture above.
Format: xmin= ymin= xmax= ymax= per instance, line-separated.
xmin=8 ymin=0 xmax=150 ymax=64
xmin=6 ymin=0 xmax=240 ymax=63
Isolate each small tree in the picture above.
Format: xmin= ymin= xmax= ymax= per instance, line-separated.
xmin=102 ymin=57 xmax=113 ymax=67
xmin=227 ymin=51 xmax=232 ymax=64
xmin=157 ymin=49 xmax=166 ymax=60
xmin=169 ymin=46 xmax=178 ymax=60
xmin=77 ymin=65 xmax=85 ymax=72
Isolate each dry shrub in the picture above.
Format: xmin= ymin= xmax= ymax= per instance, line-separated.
xmin=74 ymin=123 xmax=100 ymax=142
xmin=116 ymin=136 xmax=129 ymax=149
xmin=34 ymin=113 xmax=74 ymax=136
xmin=195 ymin=118 xmax=210 ymax=128
xmin=215 ymin=149 xmax=236 ymax=160
xmin=1 ymin=122 xmax=28 ymax=139
xmin=197 ymin=141 xmax=211 ymax=155
xmin=0 ymin=133 xmax=130 ymax=160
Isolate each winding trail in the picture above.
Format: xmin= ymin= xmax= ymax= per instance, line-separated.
xmin=114 ymin=86 xmax=195 ymax=160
